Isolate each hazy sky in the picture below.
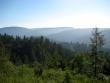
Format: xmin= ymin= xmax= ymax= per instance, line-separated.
xmin=0 ymin=0 xmax=110 ymax=28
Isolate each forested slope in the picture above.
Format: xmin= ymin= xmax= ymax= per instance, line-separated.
xmin=0 ymin=32 xmax=110 ymax=83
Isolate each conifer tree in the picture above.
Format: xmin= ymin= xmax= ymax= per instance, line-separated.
xmin=90 ymin=28 xmax=105 ymax=77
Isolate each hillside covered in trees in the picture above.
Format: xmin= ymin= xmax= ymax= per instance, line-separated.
xmin=0 ymin=28 xmax=110 ymax=83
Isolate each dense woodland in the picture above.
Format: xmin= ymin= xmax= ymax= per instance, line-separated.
xmin=0 ymin=28 xmax=110 ymax=83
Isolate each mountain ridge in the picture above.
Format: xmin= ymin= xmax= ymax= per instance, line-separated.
xmin=0 ymin=27 xmax=110 ymax=48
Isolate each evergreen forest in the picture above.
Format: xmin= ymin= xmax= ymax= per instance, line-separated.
xmin=0 ymin=28 xmax=110 ymax=83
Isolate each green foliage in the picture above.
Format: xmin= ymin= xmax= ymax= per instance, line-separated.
xmin=69 ymin=52 xmax=91 ymax=75
xmin=63 ymin=71 xmax=71 ymax=83
xmin=90 ymin=28 xmax=106 ymax=77
xmin=0 ymin=33 xmax=110 ymax=83
xmin=42 ymin=69 xmax=65 ymax=83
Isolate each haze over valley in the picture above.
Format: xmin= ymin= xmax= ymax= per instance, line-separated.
xmin=0 ymin=0 xmax=110 ymax=83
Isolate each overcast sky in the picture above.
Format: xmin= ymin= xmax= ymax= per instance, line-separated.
xmin=0 ymin=0 xmax=110 ymax=28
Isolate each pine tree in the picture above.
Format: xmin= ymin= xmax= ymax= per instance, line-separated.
xmin=90 ymin=28 xmax=105 ymax=77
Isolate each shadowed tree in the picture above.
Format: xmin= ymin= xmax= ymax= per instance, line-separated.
xmin=63 ymin=72 xmax=71 ymax=83
xmin=90 ymin=28 xmax=105 ymax=77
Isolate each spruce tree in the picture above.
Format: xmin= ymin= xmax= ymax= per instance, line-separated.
xmin=90 ymin=28 xmax=105 ymax=77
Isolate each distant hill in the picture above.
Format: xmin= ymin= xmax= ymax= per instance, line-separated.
xmin=0 ymin=27 xmax=72 ymax=37
xmin=48 ymin=28 xmax=92 ymax=43
xmin=48 ymin=28 xmax=110 ymax=48
xmin=0 ymin=27 xmax=30 ymax=36
xmin=0 ymin=27 xmax=110 ymax=48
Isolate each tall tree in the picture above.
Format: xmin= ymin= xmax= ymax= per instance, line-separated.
xmin=90 ymin=28 xmax=105 ymax=77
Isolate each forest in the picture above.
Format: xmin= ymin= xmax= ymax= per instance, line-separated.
xmin=0 ymin=28 xmax=110 ymax=83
